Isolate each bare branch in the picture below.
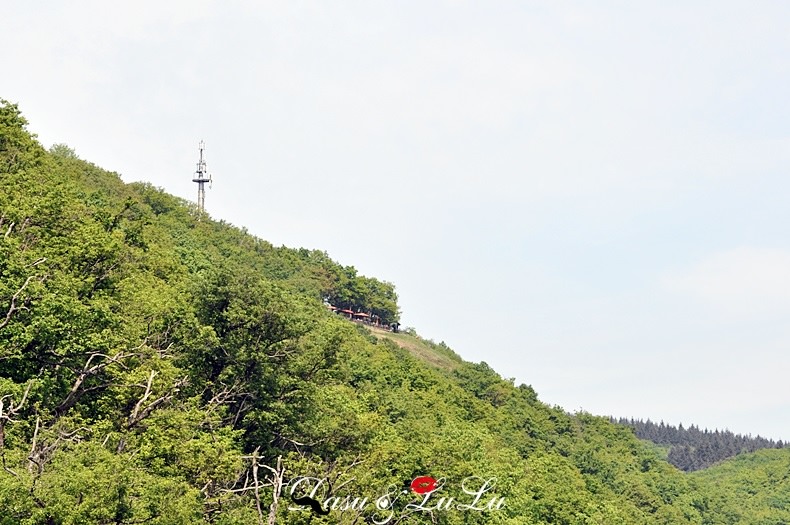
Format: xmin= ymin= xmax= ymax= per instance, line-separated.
xmin=126 ymin=375 xmax=187 ymax=430
xmin=55 ymin=351 xmax=135 ymax=416
xmin=0 ymin=382 xmax=32 ymax=477
xmin=1 ymin=460 xmax=18 ymax=477
xmin=25 ymin=257 xmax=47 ymax=268
xmin=232 ymin=398 xmax=250 ymax=427
xmin=0 ymin=275 xmax=35 ymax=330
xmin=206 ymin=381 xmax=253 ymax=410
xmin=118 ymin=372 xmax=187 ymax=453
xmin=28 ymin=422 xmax=88 ymax=474
xmin=221 ymin=451 xmax=284 ymax=524
xmin=203 ymin=381 xmax=256 ymax=429
xmin=272 ymin=431 xmax=324 ymax=456
xmin=27 ymin=417 xmax=40 ymax=474
xmin=252 ymin=448 xmax=265 ymax=525
xmin=128 ymin=370 xmax=157 ymax=425
xmin=266 ymin=455 xmax=283 ymax=525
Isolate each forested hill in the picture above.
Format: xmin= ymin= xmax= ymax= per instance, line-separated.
xmin=2 ymin=98 xmax=789 ymax=524
xmin=614 ymin=417 xmax=789 ymax=472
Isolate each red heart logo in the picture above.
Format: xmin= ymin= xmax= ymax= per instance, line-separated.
xmin=410 ymin=476 xmax=437 ymax=494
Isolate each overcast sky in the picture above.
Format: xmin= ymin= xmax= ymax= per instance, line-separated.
xmin=3 ymin=1 xmax=790 ymax=440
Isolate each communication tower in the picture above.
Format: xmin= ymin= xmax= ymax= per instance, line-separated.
xmin=192 ymin=140 xmax=212 ymax=213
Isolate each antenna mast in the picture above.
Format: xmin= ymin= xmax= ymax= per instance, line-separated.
xmin=192 ymin=140 xmax=211 ymax=214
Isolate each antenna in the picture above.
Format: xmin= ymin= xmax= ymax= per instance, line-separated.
xmin=192 ymin=140 xmax=212 ymax=214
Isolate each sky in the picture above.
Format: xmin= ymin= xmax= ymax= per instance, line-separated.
xmin=3 ymin=1 xmax=790 ymax=440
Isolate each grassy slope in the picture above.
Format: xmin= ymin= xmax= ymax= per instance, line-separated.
xmin=366 ymin=325 xmax=462 ymax=371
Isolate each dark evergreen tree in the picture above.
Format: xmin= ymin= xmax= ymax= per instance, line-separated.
xmin=613 ymin=417 xmax=789 ymax=471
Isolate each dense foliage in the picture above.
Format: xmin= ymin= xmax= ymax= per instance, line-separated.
xmin=1 ymin=99 xmax=788 ymax=523
xmin=613 ymin=418 xmax=788 ymax=472
xmin=691 ymin=449 xmax=790 ymax=524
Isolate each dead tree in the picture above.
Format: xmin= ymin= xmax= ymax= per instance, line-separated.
xmin=0 ymin=381 xmax=32 ymax=476
xmin=27 ymin=418 xmax=88 ymax=475
xmin=216 ymin=451 xmax=284 ymax=525
xmin=0 ymin=275 xmax=37 ymax=330
xmin=54 ymin=351 xmax=136 ymax=416
xmin=116 ymin=371 xmax=188 ymax=453
xmin=259 ymin=455 xmax=284 ymax=525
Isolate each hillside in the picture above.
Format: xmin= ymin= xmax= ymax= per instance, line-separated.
xmin=0 ymin=99 xmax=786 ymax=524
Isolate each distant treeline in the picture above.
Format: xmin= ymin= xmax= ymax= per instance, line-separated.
xmin=613 ymin=417 xmax=789 ymax=471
